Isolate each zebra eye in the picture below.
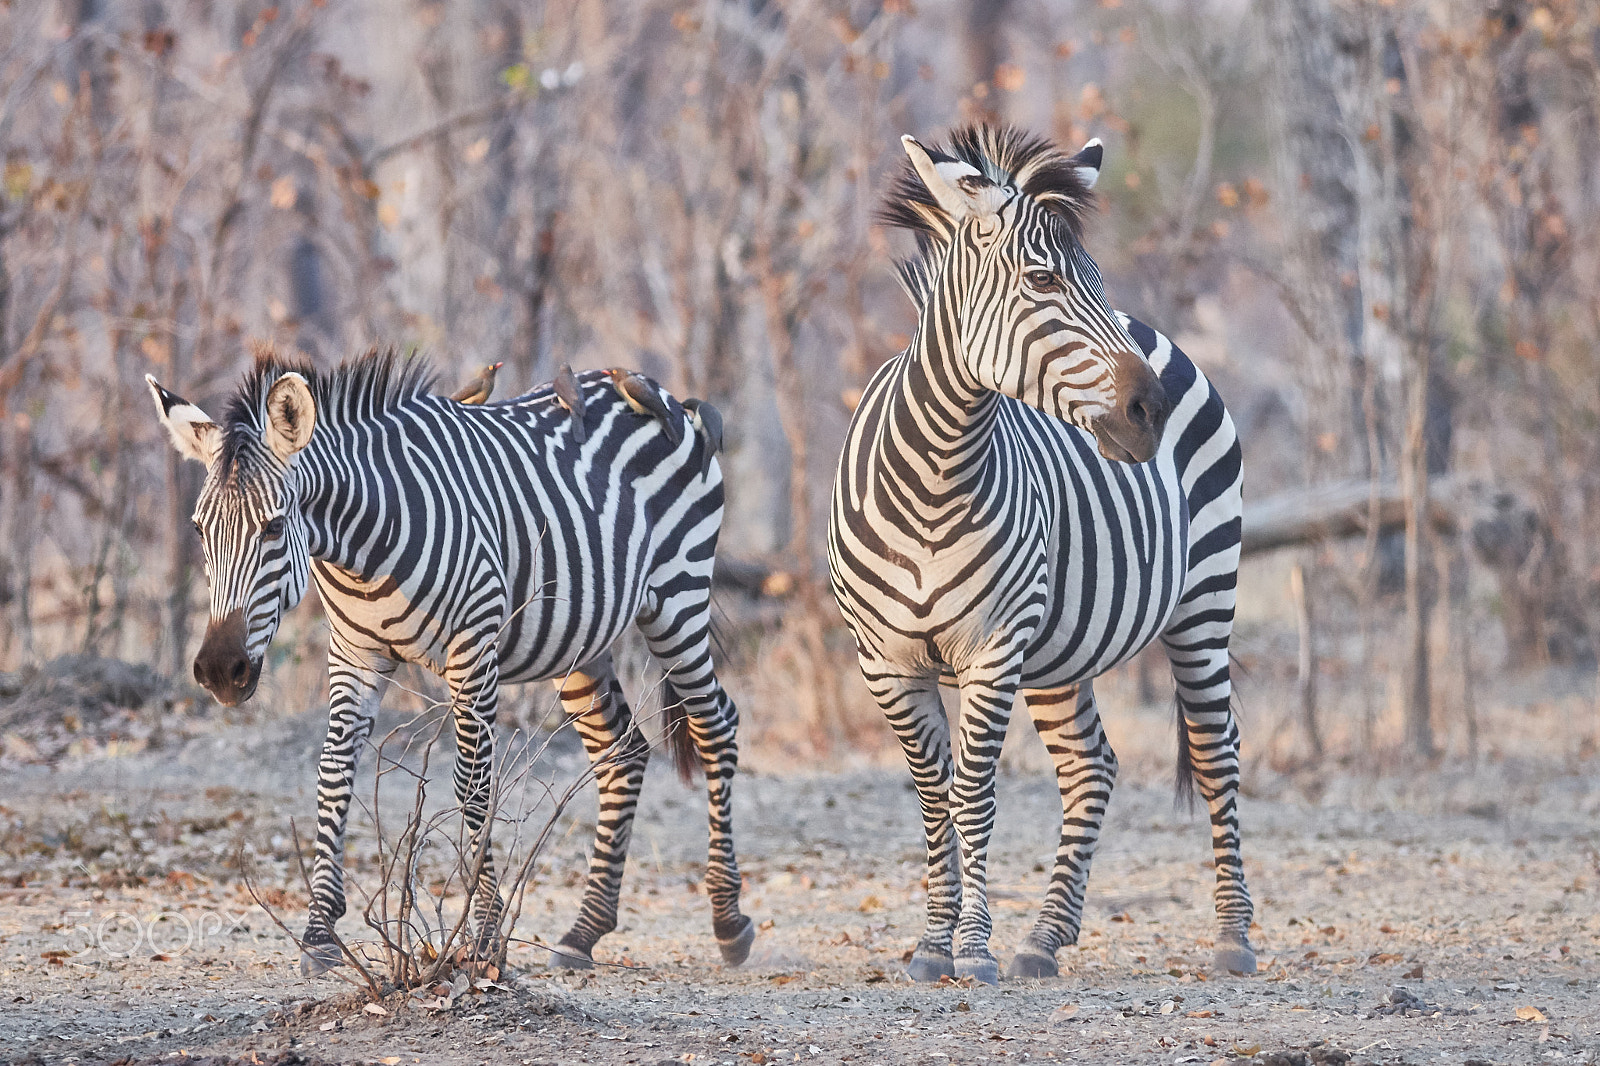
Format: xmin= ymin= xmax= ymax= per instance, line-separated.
xmin=263 ymin=516 xmax=286 ymax=539
xmin=1024 ymin=269 xmax=1061 ymax=293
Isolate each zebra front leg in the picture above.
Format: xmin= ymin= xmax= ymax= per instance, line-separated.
xmin=1009 ymin=682 xmax=1116 ymax=979
xmin=547 ymin=655 xmax=650 ymax=970
xmin=863 ymin=665 xmax=959 ymax=981
xmin=1164 ymin=629 xmax=1256 ymax=974
xmin=301 ymin=643 xmax=393 ymax=976
xmin=445 ymin=643 xmax=504 ymax=964
xmin=637 ymin=597 xmax=753 ymax=966
xmin=947 ymin=660 xmax=1024 ymax=986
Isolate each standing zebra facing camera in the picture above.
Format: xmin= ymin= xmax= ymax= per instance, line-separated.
xmin=828 ymin=124 xmax=1256 ymax=985
xmin=147 ymin=350 xmax=752 ymax=975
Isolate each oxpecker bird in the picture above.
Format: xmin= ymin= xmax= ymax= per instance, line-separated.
xmin=552 ymin=362 xmax=588 ymax=443
xmin=682 ymin=398 xmax=723 ymax=478
xmin=606 ymin=367 xmax=681 ymax=445
xmin=451 ymin=361 xmax=503 ymax=404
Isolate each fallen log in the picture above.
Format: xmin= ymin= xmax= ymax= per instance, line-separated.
xmin=1241 ymin=480 xmax=1457 ymax=557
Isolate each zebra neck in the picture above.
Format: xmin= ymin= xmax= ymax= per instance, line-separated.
xmin=878 ymin=323 xmax=1001 ymax=493
xmin=292 ymin=425 xmax=401 ymax=577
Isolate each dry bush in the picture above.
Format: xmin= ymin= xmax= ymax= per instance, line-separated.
xmin=240 ymin=674 xmax=669 ymax=1000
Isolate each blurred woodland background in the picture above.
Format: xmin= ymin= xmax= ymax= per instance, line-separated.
xmin=2 ymin=0 xmax=1599 ymax=774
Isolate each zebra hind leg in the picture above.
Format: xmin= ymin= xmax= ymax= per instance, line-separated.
xmin=635 ymin=588 xmax=754 ymax=966
xmin=863 ymin=666 xmax=959 ymax=981
xmin=1162 ymin=630 xmax=1256 ymax=975
xmin=1009 ymin=682 xmax=1116 ymax=980
xmin=546 ymin=655 xmax=651 ymax=969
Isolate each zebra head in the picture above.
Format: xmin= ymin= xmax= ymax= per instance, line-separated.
xmin=146 ymin=369 xmax=317 ymax=706
xmin=887 ymin=125 xmax=1172 ymax=462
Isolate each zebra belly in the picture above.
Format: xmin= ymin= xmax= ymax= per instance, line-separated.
xmin=493 ymin=520 xmax=657 ymax=684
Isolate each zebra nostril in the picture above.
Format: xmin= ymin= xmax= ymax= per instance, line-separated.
xmin=229 ymin=658 xmax=250 ymax=688
xmin=193 ymin=659 xmax=205 ymax=685
xmin=1128 ymin=398 xmax=1151 ymax=429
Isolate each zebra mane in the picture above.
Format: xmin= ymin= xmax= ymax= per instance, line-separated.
xmin=881 ymin=124 xmax=1099 ymax=309
xmin=892 ymin=232 xmax=941 ymax=309
xmin=220 ymin=346 xmax=438 ymax=472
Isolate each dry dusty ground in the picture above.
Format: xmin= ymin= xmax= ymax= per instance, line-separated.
xmin=0 ymin=702 xmax=1596 ymax=1066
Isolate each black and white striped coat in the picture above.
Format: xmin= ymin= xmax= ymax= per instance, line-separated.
xmin=148 ymin=351 xmax=753 ymax=975
xmin=828 ymin=125 xmax=1255 ymax=984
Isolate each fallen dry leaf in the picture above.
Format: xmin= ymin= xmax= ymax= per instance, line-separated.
xmin=363 ymin=1002 xmax=387 ymax=1016
xmin=1403 ymin=964 xmax=1425 ymax=979
xmin=1232 ymin=1042 xmax=1261 ymax=1056
xmin=1516 ymin=1005 xmax=1548 ymax=1023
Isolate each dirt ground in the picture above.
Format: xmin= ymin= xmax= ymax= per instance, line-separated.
xmin=0 ymin=698 xmax=1596 ymax=1066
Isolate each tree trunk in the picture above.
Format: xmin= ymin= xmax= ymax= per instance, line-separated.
xmin=1290 ymin=559 xmax=1323 ymax=762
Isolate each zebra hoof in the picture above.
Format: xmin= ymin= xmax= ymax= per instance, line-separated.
xmin=1005 ymin=950 xmax=1058 ymax=979
xmin=717 ymin=916 xmax=756 ymax=967
xmin=905 ymin=949 xmax=956 ymax=983
xmin=1212 ymin=939 xmax=1258 ymax=976
xmin=299 ymin=942 xmax=343 ymax=977
xmin=548 ymin=943 xmax=595 ymax=970
xmin=954 ymin=955 xmax=1000 ymax=986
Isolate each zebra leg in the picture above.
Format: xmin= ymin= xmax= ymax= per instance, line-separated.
xmin=301 ymin=643 xmax=393 ymax=976
xmin=547 ymin=654 xmax=651 ymax=970
xmin=445 ymin=643 xmax=504 ymax=964
xmin=1163 ymin=627 xmax=1256 ymax=975
xmin=635 ymin=589 xmax=753 ymax=966
xmin=947 ymin=664 xmax=1023 ymax=986
xmin=863 ymin=666 xmax=959 ymax=981
xmin=1008 ymin=682 xmax=1116 ymax=979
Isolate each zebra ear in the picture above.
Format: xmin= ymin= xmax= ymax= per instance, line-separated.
xmin=146 ymin=374 xmax=222 ymax=466
xmin=1066 ymin=138 xmax=1104 ymax=191
xmin=901 ymin=135 xmax=1007 ymax=221
xmin=264 ymin=372 xmax=316 ymax=463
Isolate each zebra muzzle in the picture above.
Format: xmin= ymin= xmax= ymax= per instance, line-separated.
xmin=1094 ymin=367 xmax=1173 ymax=464
xmin=193 ymin=609 xmax=263 ymax=706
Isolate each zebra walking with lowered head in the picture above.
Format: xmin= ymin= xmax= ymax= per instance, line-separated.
xmin=147 ymin=350 xmax=753 ymax=975
xmin=829 ymin=125 xmax=1256 ymax=984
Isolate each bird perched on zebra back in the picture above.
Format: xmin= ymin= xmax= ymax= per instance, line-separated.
xmin=606 ymin=367 xmax=681 ymax=444
xmin=451 ymin=361 xmax=503 ymax=404
xmin=552 ymin=362 xmax=588 ymax=443
xmin=682 ymin=398 xmax=723 ymax=477
xmin=829 ymin=124 xmax=1256 ymax=985
xmin=146 ymin=349 xmax=754 ymax=978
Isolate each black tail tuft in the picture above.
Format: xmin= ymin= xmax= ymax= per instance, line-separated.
xmin=660 ymin=678 xmax=700 ymax=786
xmin=1173 ymin=697 xmax=1197 ymax=814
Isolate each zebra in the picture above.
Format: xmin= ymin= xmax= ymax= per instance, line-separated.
xmin=146 ymin=349 xmax=754 ymax=975
xmin=828 ymin=124 xmax=1256 ymax=985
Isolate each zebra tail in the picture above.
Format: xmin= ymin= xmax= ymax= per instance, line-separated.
xmin=660 ymin=678 xmax=700 ymax=786
xmin=1173 ymin=697 xmax=1197 ymax=813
